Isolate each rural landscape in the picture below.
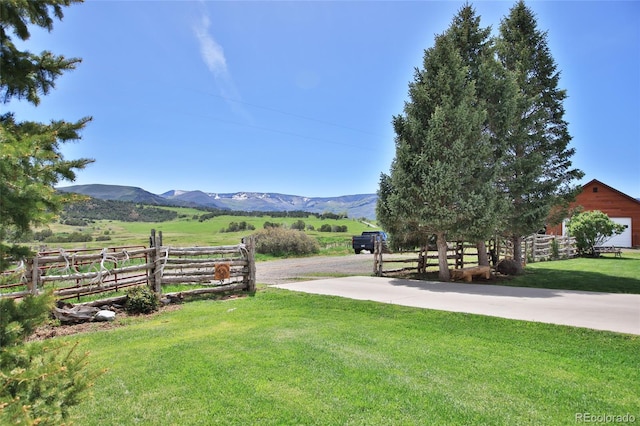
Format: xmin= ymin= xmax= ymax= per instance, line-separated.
xmin=1 ymin=1 xmax=639 ymax=425
xmin=3 ymin=191 xmax=639 ymax=425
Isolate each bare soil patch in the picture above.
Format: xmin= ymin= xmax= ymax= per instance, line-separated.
xmin=28 ymin=293 xmax=249 ymax=341
xmin=27 ymin=304 xmax=183 ymax=342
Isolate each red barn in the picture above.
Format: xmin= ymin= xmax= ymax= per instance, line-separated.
xmin=547 ymin=179 xmax=640 ymax=248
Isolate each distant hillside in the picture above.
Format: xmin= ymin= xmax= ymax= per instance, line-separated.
xmin=58 ymin=184 xmax=378 ymax=218
xmin=161 ymin=190 xmax=377 ymax=218
xmin=59 ymin=184 xmax=171 ymax=205
xmin=62 ymin=198 xmax=178 ymax=223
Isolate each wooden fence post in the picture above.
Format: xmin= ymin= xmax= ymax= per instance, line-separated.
xmin=455 ymin=241 xmax=464 ymax=269
xmin=373 ymin=238 xmax=378 ymax=276
xmin=149 ymin=229 xmax=157 ymax=291
xmin=245 ymin=236 xmax=256 ymax=292
xmin=149 ymin=229 xmax=163 ymax=294
xmin=373 ymin=236 xmax=383 ymax=277
xmin=154 ymin=231 xmax=163 ymax=294
xmin=28 ymin=257 xmax=39 ymax=295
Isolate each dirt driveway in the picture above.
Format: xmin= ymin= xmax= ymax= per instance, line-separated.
xmin=256 ymin=254 xmax=378 ymax=285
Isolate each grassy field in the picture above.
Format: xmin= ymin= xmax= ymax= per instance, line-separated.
xmin=64 ymin=289 xmax=639 ymax=425
xmin=25 ymin=210 xmax=640 ymax=423
xmin=37 ymin=207 xmax=377 ymax=256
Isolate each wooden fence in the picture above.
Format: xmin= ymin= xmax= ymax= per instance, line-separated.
xmin=374 ymin=234 xmax=576 ymax=277
xmin=503 ymin=234 xmax=577 ymax=263
xmin=0 ymin=230 xmax=256 ymax=304
xmin=374 ymin=240 xmax=477 ymax=277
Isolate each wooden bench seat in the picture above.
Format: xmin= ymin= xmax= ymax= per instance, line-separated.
xmin=450 ymin=265 xmax=491 ymax=283
xmin=593 ymin=246 xmax=622 ymax=257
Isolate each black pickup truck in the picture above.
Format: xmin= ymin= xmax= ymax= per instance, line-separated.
xmin=352 ymin=231 xmax=388 ymax=254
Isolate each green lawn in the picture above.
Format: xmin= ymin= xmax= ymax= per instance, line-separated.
xmin=65 ymin=289 xmax=639 ymax=425
xmin=400 ymin=250 xmax=640 ymax=294
xmin=507 ymin=250 xmax=640 ymax=293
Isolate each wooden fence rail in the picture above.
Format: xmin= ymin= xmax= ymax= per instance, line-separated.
xmin=502 ymin=235 xmax=577 ymax=263
xmin=0 ymin=230 xmax=256 ymax=304
xmin=374 ymin=234 xmax=577 ymax=277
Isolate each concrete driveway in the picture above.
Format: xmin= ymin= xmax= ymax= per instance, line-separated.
xmin=273 ymin=276 xmax=640 ymax=335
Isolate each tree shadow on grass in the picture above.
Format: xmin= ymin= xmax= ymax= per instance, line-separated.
xmin=385 ymin=267 xmax=640 ymax=296
xmin=385 ymin=275 xmax=564 ymax=299
xmin=508 ymin=267 xmax=640 ymax=294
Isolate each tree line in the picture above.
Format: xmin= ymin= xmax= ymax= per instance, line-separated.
xmin=196 ymin=209 xmax=347 ymax=222
xmin=61 ymin=198 xmax=179 ymax=223
xmin=58 ymin=197 xmax=349 ymax=224
xmin=377 ymin=2 xmax=583 ymax=280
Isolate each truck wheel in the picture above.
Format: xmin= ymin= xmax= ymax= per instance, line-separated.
xmin=355 ymin=249 xmax=361 ymax=254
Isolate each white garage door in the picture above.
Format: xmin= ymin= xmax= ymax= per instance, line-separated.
xmin=600 ymin=217 xmax=632 ymax=247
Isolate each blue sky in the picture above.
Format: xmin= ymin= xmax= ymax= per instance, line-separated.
xmin=7 ymin=1 xmax=640 ymax=198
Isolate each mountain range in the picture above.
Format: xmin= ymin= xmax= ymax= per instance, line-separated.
xmin=57 ymin=184 xmax=378 ymax=219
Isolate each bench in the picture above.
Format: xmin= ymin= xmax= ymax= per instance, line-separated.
xmin=593 ymin=246 xmax=622 ymax=258
xmin=450 ymin=265 xmax=492 ymax=283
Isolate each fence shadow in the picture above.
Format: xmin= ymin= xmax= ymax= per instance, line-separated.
xmin=384 ymin=266 xmax=640 ymax=296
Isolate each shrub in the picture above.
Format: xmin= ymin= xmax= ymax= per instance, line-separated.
xmin=45 ymin=232 xmax=93 ymax=243
xmin=64 ymin=218 xmax=88 ymax=226
xmin=567 ymin=210 xmax=626 ymax=256
xmin=291 ymin=220 xmax=306 ymax=231
xmin=550 ymin=238 xmax=560 ymax=260
xmin=33 ymin=228 xmax=53 ymax=241
xmin=319 ymin=224 xmax=332 ymax=232
xmin=124 ymin=286 xmax=159 ymax=314
xmin=253 ymin=228 xmax=320 ymax=256
xmin=0 ymin=292 xmax=103 ymax=424
xmin=222 ymin=221 xmax=255 ymax=233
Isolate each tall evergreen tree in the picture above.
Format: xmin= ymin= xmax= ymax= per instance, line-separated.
xmin=445 ymin=4 xmax=517 ymax=265
xmin=378 ymin=24 xmax=495 ymax=281
xmin=0 ymin=0 xmax=93 ymax=271
xmin=496 ymin=0 xmax=583 ymax=270
xmin=1 ymin=6 xmax=102 ymax=424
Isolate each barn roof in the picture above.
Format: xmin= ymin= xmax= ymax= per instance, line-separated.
xmin=583 ymin=179 xmax=640 ymax=206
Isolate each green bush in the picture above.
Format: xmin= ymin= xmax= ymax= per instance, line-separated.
xmin=125 ymin=286 xmax=159 ymax=314
xmin=290 ymin=220 xmax=306 ymax=231
xmin=0 ymin=292 xmax=102 ymax=424
xmin=33 ymin=229 xmax=54 ymax=241
xmin=263 ymin=221 xmax=281 ymax=229
xmin=64 ymin=218 xmax=88 ymax=226
xmin=567 ymin=210 xmax=625 ymax=255
xmin=550 ymin=238 xmax=560 ymax=260
xmin=222 ymin=221 xmax=255 ymax=233
xmin=253 ymin=228 xmax=320 ymax=256
xmin=45 ymin=232 xmax=93 ymax=243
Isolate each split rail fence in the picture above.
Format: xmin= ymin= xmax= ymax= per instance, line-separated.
xmin=373 ymin=234 xmax=576 ymax=277
xmin=0 ymin=230 xmax=256 ymax=304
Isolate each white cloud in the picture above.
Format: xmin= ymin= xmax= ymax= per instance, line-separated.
xmin=192 ymin=11 xmax=251 ymax=121
xmin=193 ymin=15 xmax=227 ymax=77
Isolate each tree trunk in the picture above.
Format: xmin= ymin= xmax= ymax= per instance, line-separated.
xmin=476 ymin=240 xmax=489 ymax=266
xmin=511 ymin=235 xmax=525 ymax=274
xmin=436 ymin=232 xmax=450 ymax=281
